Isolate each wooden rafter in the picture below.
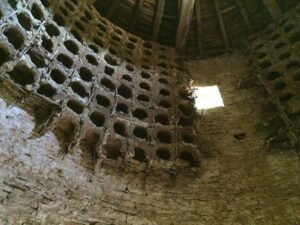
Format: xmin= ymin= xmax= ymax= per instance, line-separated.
xmin=213 ymin=0 xmax=230 ymax=51
xmin=195 ymin=0 xmax=203 ymax=55
xmin=175 ymin=0 xmax=195 ymax=51
xmin=234 ymin=0 xmax=252 ymax=32
xmin=261 ymin=0 xmax=282 ymax=21
xmin=106 ymin=0 xmax=120 ymax=19
xmin=129 ymin=0 xmax=145 ymax=31
xmin=152 ymin=0 xmax=165 ymax=41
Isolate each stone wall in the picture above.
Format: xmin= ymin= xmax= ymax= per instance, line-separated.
xmin=1 ymin=52 xmax=300 ymax=225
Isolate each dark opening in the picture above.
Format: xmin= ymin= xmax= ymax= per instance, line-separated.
xmin=41 ymin=36 xmax=53 ymax=52
xmin=89 ymin=44 xmax=98 ymax=53
xmin=122 ymin=74 xmax=132 ymax=82
xmin=8 ymin=63 xmax=35 ymax=86
xmin=116 ymin=103 xmax=128 ymax=114
xmin=139 ymin=82 xmax=150 ymax=91
xmin=104 ymin=66 xmax=114 ymax=76
xmin=118 ymin=84 xmax=132 ymax=99
xmin=293 ymin=72 xmax=300 ymax=81
xmin=259 ymin=60 xmax=271 ymax=69
xmin=279 ymin=52 xmax=290 ymax=60
xmin=132 ymin=108 xmax=148 ymax=120
xmin=279 ymin=93 xmax=293 ymax=102
xmin=234 ymin=133 xmax=246 ymax=140
xmin=101 ymin=78 xmax=115 ymax=92
xmin=257 ymin=52 xmax=267 ymax=59
xmin=31 ymin=3 xmax=44 ymax=20
xmin=70 ymin=82 xmax=89 ymax=97
xmin=133 ymin=127 xmax=148 ymax=140
xmin=104 ymin=55 xmax=118 ymax=66
xmin=40 ymin=0 xmax=49 ymax=7
xmin=0 ymin=45 xmax=11 ymax=67
xmin=156 ymin=148 xmax=171 ymax=160
xmin=141 ymin=71 xmax=151 ymax=79
xmin=179 ymin=117 xmax=193 ymax=127
xmin=53 ymin=117 xmax=77 ymax=151
xmin=8 ymin=0 xmax=17 ymax=8
xmin=114 ymin=122 xmax=126 ymax=136
xmin=274 ymin=81 xmax=287 ymax=91
xmin=127 ymin=43 xmax=135 ymax=50
xmin=53 ymin=13 xmax=65 ymax=26
xmin=67 ymin=99 xmax=85 ymax=114
xmin=137 ymin=94 xmax=150 ymax=102
xmin=158 ymin=62 xmax=167 ymax=68
xmin=159 ymin=100 xmax=171 ymax=108
xmin=57 ymin=54 xmax=73 ymax=69
xmin=105 ymin=143 xmax=122 ymax=160
xmin=155 ymin=114 xmax=169 ymax=125
xmin=45 ymin=23 xmax=60 ymax=37
xmin=158 ymin=78 xmax=168 ymax=84
xmin=86 ymin=54 xmax=98 ymax=66
xmin=157 ymin=130 xmax=172 ymax=143
xmin=179 ymin=151 xmax=197 ymax=167
xmin=64 ymin=40 xmax=78 ymax=55
xmin=50 ymin=69 xmax=66 ymax=84
xmin=274 ymin=42 xmax=286 ymax=49
xmin=81 ymin=130 xmax=100 ymax=167
xmin=133 ymin=148 xmax=146 ymax=162
xmin=90 ymin=111 xmax=105 ymax=127
xmin=179 ymin=104 xmax=193 ymax=116
xmin=160 ymin=89 xmax=170 ymax=96
xmin=286 ymin=61 xmax=300 ymax=69
xmin=290 ymin=31 xmax=300 ymax=44
xmin=267 ymin=71 xmax=282 ymax=80
xmin=4 ymin=27 xmax=24 ymax=49
xmin=64 ymin=1 xmax=75 ymax=11
xmin=37 ymin=83 xmax=56 ymax=98
xmin=182 ymin=133 xmax=193 ymax=143
xmin=28 ymin=49 xmax=45 ymax=68
xmin=93 ymin=37 xmax=103 ymax=47
xmin=126 ymin=65 xmax=134 ymax=72
xmin=96 ymin=95 xmax=110 ymax=107
xmin=284 ymin=24 xmax=294 ymax=33
xmin=17 ymin=12 xmax=32 ymax=31
xmin=79 ymin=67 xmax=94 ymax=82
xmin=71 ymin=29 xmax=82 ymax=43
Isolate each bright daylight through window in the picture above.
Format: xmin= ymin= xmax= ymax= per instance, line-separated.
xmin=194 ymin=86 xmax=224 ymax=110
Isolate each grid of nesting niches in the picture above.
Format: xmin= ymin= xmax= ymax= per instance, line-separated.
xmin=0 ymin=0 xmax=200 ymax=170
xmin=249 ymin=4 xmax=300 ymax=115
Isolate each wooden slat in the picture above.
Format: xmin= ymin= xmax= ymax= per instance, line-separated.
xmin=262 ymin=0 xmax=282 ymax=21
xmin=106 ymin=0 xmax=120 ymax=19
xmin=213 ymin=0 xmax=230 ymax=51
xmin=175 ymin=0 xmax=195 ymax=51
xmin=195 ymin=0 xmax=203 ymax=55
xmin=152 ymin=0 xmax=165 ymax=41
xmin=130 ymin=0 xmax=145 ymax=31
xmin=234 ymin=0 xmax=252 ymax=32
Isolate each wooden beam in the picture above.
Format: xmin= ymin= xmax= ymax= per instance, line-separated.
xmin=106 ymin=0 xmax=120 ymax=19
xmin=175 ymin=0 xmax=195 ymax=51
xmin=152 ymin=0 xmax=165 ymax=41
xmin=195 ymin=0 xmax=203 ymax=55
xmin=213 ymin=0 xmax=230 ymax=51
xmin=234 ymin=0 xmax=252 ymax=32
xmin=129 ymin=0 xmax=145 ymax=31
xmin=261 ymin=0 xmax=282 ymax=21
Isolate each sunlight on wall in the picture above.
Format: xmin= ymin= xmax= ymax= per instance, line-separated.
xmin=194 ymin=86 xmax=224 ymax=110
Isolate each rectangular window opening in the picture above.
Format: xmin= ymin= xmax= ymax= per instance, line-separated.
xmin=194 ymin=85 xmax=224 ymax=110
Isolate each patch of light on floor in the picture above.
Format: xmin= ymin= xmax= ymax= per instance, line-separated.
xmin=194 ymin=85 xmax=224 ymax=110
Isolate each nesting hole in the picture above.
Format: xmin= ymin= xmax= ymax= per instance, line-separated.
xmin=0 ymin=45 xmax=11 ymax=67
xmin=137 ymin=94 xmax=150 ymax=102
xmin=141 ymin=71 xmax=151 ymax=79
xmin=90 ymin=111 xmax=105 ymax=127
xmin=156 ymin=148 xmax=171 ymax=161
xmin=160 ymin=89 xmax=170 ymax=96
xmin=64 ymin=40 xmax=78 ymax=55
xmin=28 ymin=49 xmax=45 ymax=68
xmin=53 ymin=13 xmax=65 ymax=26
xmin=8 ymin=63 xmax=35 ymax=86
xmin=182 ymin=133 xmax=193 ymax=143
xmin=116 ymin=103 xmax=128 ymax=114
xmin=42 ymin=36 xmax=53 ymax=52
xmin=71 ymin=29 xmax=82 ymax=43
xmin=158 ymin=78 xmax=168 ymax=84
xmin=122 ymin=74 xmax=132 ymax=82
xmin=126 ymin=65 xmax=134 ymax=72
xmin=286 ymin=61 xmax=300 ymax=69
xmin=104 ymin=55 xmax=118 ymax=66
xmin=159 ymin=100 xmax=171 ymax=108
xmin=96 ymin=95 xmax=110 ymax=107
xmin=133 ymin=148 xmax=146 ymax=162
xmin=114 ymin=121 xmax=126 ymax=136
xmin=290 ymin=31 xmax=300 ymax=44
xmin=118 ymin=84 xmax=132 ymax=99
xmin=45 ymin=23 xmax=60 ymax=37
xmin=179 ymin=151 xmax=197 ymax=167
xmin=155 ymin=114 xmax=169 ymax=125
xmin=179 ymin=117 xmax=193 ymax=127
xmin=37 ymin=83 xmax=56 ymax=98
xmin=157 ymin=130 xmax=172 ymax=143
xmin=101 ymin=78 xmax=115 ymax=92
xmin=105 ymin=142 xmax=122 ymax=160
xmin=67 ymin=99 xmax=85 ymax=114
xmin=51 ymin=69 xmax=66 ymax=84
xmin=104 ymin=66 xmax=114 ymax=76
xmin=279 ymin=93 xmax=293 ymax=102
xmin=57 ymin=54 xmax=73 ymax=69
xmin=79 ymin=67 xmax=94 ymax=82
xmin=86 ymin=54 xmax=98 ymax=66
xmin=17 ymin=12 xmax=32 ymax=31
xmin=132 ymin=108 xmax=148 ymax=120
xmin=31 ymin=3 xmax=44 ymax=20
xmin=70 ymin=81 xmax=89 ymax=97
xmin=259 ymin=60 xmax=271 ymax=69
xmin=133 ymin=127 xmax=148 ymax=140
xmin=274 ymin=81 xmax=287 ymax=91
xmin=139 ymin=82 xmax=150 ymax=91
xmin=267 ymin=71 xmax=283 ymax=80
xmin=279 ymin=52 xmax=290 ymax=60
xmin=4 ymin=27 xmax=24 ymax=49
